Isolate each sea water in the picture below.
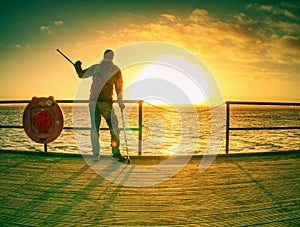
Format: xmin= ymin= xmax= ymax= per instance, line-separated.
xmin=0 ymin=103 xmax=299 ymax=155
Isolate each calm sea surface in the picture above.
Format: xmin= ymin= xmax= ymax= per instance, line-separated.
xmin=0 ymin=103 xmax=299 ymax=155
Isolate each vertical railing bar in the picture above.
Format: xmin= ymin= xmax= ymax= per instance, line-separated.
xmin=138 ymin=100 xmax=143 ymax=155
xmin=225 ymin=102 xmax=230 ymax=154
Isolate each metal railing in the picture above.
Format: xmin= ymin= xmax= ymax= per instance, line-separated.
xmin=0 ymin=100 xmax=143 ymax=155
xmin=225 ymin=101 xmax=300 ymax=153
xmin=1 ymin=100 xmax=300 ymax=155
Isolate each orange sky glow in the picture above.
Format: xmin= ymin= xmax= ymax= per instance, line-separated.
xmin=0 ymin=1 xmax=299 ymax=103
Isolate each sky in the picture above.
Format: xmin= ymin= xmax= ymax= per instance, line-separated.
xmin=0 ymin=0 xmax=300 ymax=103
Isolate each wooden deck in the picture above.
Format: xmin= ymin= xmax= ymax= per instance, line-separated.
xmin=0 ymin=150 xmax=299 ymax=226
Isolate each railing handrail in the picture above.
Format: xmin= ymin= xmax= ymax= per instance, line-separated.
xmin=226 ymin=101 xmax=300 ymax=106
xmin=225 ymin=101 xmax=300 ymax=153
xmin=0 ymin=99 xmax=142 ymax=104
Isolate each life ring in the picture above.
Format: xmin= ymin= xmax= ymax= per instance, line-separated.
xmin=23 ymin=96 xmax=64 ymax=144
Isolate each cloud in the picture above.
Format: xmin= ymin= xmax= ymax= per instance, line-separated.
xmin=92 ymin=7 xmax=299 ymax=67
xmin=14 ymin=44 xmax=31 ymax=48
xmin=247 ymin=3 xmax=300 ymax=20
xmin=109 ymin=9 xmax=259 ymax=59
xmin=282 ymin=36 xmax=300 ymax=50
xmin=187 ymin=8 xmax=210 ymax=24
xmin=40 ymin=20 xmax=64 ymax=33
xmin=54 ymin=20 xmax=63 ymax=26
xmin=262 ymin=5 xmax=300 ymax=20
xmin=161 ymin=14 xmax=177 ymax=22
xmin=274 ymin=36 xmax=300 ymax=64
xmin=40 ymin=25 xmax=50 ymax=31
xmin=40 ymin=25 xmax=52 ymax=33
xmin=280 ymin=1 xmax=300 ymax=10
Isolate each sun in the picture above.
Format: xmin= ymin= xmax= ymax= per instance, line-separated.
xmin=122 ymin=55 xmax=207 ymax=105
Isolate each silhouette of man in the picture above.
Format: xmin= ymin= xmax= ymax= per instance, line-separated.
xmin=74 ymin=49 xmax=125 ymax=162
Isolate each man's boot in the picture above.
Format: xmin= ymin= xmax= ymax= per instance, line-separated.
xmin=112 ymin=147 xmax=125 ymax=162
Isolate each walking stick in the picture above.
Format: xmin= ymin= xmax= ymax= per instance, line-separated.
xmin=121 ymin=109 xmax=130 ymax=164
xmin=56 ymin=49 xmax=75 ymax=66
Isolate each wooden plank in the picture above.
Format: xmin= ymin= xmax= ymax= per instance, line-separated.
xmin=0 ymin=151 xmax=299 ymax=226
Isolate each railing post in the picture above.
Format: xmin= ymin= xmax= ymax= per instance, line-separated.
xmin=138 ymin=100 xmax=143 ymax=155
xmin=225 ymin=102 xmax=230 ymax=154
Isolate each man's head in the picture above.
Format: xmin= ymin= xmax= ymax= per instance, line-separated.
xmin=103 ymin=49 xmax=114 ymax=60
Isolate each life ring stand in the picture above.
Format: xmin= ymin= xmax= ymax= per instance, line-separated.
xmin=23 ymin=96 xmax=64 ymax=144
